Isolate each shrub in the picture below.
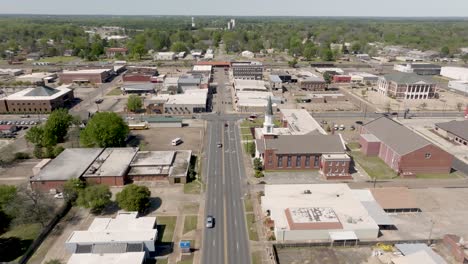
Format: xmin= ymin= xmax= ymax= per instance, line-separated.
xmin=14 ymin=152 xmax=30 ymax=160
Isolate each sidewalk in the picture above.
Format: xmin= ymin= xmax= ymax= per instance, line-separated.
xmin=168 ymin=216 xmax=184 ymax=264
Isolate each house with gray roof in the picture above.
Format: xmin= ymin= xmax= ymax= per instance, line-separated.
xmin=377 ymin=72 xmax=436 ymax=100
xmin=435 ymin=120 xmax=468 ymax=147
xmin=360 ymin=117 xmax=453 ymax=176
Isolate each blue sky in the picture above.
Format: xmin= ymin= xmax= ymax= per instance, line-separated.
xmin=1 ymin=0 xmax=467 ymax=17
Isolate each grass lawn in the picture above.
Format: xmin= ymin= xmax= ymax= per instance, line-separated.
xmin=244 ymin=198 xmax=253 ymax=213
xmin=252 ymin=251 xmax=262 ymax=264
xmin=107 ymin=87 xmax=122 ymax=96
xmin=0 ymin=223 xmax=42 ymax=262
xmin=346 ymin=142 xmax=361 ymax=151
xmin=157 ymin=216 xmax=177 ymax=243
xmin=242 ymin=133 xmax=254 ymax=141
xmin=156 ymin=259 xmax=168 ymax=264
xmin=177 ymin=254 xmax=194 ymax=264
xmin=241 ymin=127 xmax=252 ymax=135
xmin=183 ymin=180 xmax=201 ymax=194
xmin=349 ymin=151 xmax=398 ymax=179
xmin=183 ymin=215 xmax=198 ymax=235
xmin=246 ymin=213 xmax=259 ymax=241
xmin=38 ymin=56 xmax=79 ymax=63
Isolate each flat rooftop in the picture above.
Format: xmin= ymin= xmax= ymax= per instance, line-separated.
xmin=83 ymin=148 xmax=138 ymax=177
xmin=261 ymin=184 xmax=378 ymax=232
xmin=234 ymin=79 xmax=267 ymax=91
xmin=152 ymin=89 xmax=208 ymax=106
xmin=67 ymin=212 xmax=157 ymax=244
xmin=67 ymin=252 xmax=145 ymax=264
xmin=370 ymin=187 xmax=418 ymax=210
xmin=280 ymin=109 xmax=326 ymax=135
xmin=16 ymin=72 xmax=56 ymax=80
xmin=62 ymin=69 xmax=110 ymax=74
xmin=130 ymin=151 xmax=175 ymax=167
xmin=31 ymin=148 xmax=103 ymax=181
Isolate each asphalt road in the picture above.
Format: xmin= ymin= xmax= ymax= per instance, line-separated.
xmin=202 ymin=69 xmax=250 ymax=264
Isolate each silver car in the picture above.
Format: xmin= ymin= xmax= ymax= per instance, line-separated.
xmin=206 ymin=215 xmax=214 ymax=228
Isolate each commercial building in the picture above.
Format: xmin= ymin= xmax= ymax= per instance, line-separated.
xmin=122 ymin=67 xmax=158 ymax=82
xmin=241 ymin=50 xmax=255 ymax=59
xmin=435 ymin=120 xmax=468 ymax=146
xmin=59 ymin=69 xmax=112 ymax=84
xmin=191 ymin=65 xmax=212 ymax=74
xmin=391 ymin=243 xmax=447 ymax=264
xmin=393 ymin=63 xmax=441 ymax=75
xmin=145 ymin=89 xmax=208 ymax=115
xmin=234 ymin=79 xmax=267 ymax=92
xmin=0 ymin=68 xmax=24 ymax=76
xmin=305 ymin=92 xmax=347 ymax=103
xmin=377 ymin=73 xmax=436 ymax=100
xmin=441 ymin=66 xmax=468 ymax=81
xmin=261 ymin=184 xmax=380 ymax=241
xmin=332 ymin=75 xmax=351 ymax=83
xmin=121 ymin=83 xmax=156 ymax=94
xmin=106 ymin=47 xmax=128 ymax=58
xmin=16 ymin=72 xmax=57 ymax=84
xmin=231 ymin=61 xmax=263 ymax=80
xmin=178 ymin=75 xmax=202 ymax=91
xmin=348 ymin=72 xmax=379 ymax=84
xmin=360 ymin=117 xmax=453 ymax=176
xmin=82 ymin=148 xmax=139 ymax=186
xmin=67 ymin=252 xmax=145 ymax=264
xmin=0 ymin=85 xmax=74 ymax=114
xmin=447 ymin=80 xmax=468 ymax=95
xmin=315 ymin=67 xmax=344 ymax=75
xmin=30 ymin=148 xmax=104 ymax=192
xmin=154 ymin=52 xmax=176 ymax=61
xmin=65 ymin=211 xmax=157 ymax=255
xmin=195 ymin=61 xmax=230 ymax=69
xmin=235 ymin=91 xmax=279 ymax=113
xmin=269 ymin=75 xmax=282 ymax=89
xmin=128 ymin=150 xmax=192 ymax=184
xmin=296 ymin=71 xmax=326 ymax=91
xmin=278 ymin=109 xmax=326 ymax=135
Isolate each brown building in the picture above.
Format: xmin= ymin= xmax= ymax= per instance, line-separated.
xmin=377 ymin=73 xmax=436 ymax=100
xmin=360 ymin=117 xmax=453 ymax=176
xmin=59 ymin=69 xmax=112 ymax=84
xmin=122 ymin=66 xmax=158 ymax=82
xmin=105 ymin=47 xmax=128 ymax=58
xmin=434 ymin=120 xmax=468 ymax=146
xmin=256 ymin=134 xmax=351 ymax=179
xmin=0 ymin=85 xmax=74 ymax=114
xmin=297 ymin=72 xmax=326 ymax=91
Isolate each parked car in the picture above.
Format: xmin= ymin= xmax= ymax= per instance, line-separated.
xmin=217 ymin=143 xmax=223 ymax=148
xmin=54 ymin=193 xmax=64 ymax=199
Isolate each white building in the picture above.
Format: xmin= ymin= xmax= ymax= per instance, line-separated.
xmin=448 ymin=81 xmax=468 ymax=95
xmin=234 ymin=79 xmax=267 ymax=92
xmin=16 ymin=72 xmax=57 ymax=84
xmin=0 ymin=68 xmax=24 ymax=76
xmin=356 ymin=54 xmax=370 ymax=60
xmin=441 ymin=66 xmax=468 ymax=81
xmin=315 ymin=67 xmax=344 ymax=75
xmin=241 ymin=50 xmax=255 ymax=59
xmin=261 ymin=184 xmax=380 ymax=242
xmin=147 ymin=89 xmax=208 ymax=114
xmin=154 ymin=52 xmax=176 ymax=61
xmin=67 ymin=252 xmax=145 ymax=264
xmin=348 ymin=72 xmax=379 ymax=84
xmin=65 ymin=212 xmax=157 ymax=254
xmin=235 ymin=91 xmax=280 ymax=113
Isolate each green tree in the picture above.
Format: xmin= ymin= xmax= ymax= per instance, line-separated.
xmin=303 ymin=43 xmax=317 ymax=61
xmin=254 ymin=170 xmax=264 ymax=178
xmin=63 ymin=178 xmax=86 ymax=203
xmin=127 ymin=95 xmax=142 ymax=113
xmin=77 ymin=185 xmax=112 ymax=213
xmin=80 ymin=112 xmax=129 ymax=148
xmin=461 ymin=54 xmax=468 ymax=64
xmin=323 ymin=72 xmax=332 ymax=84
xmin=44 ymin=259 xmax=63 ymax=264
xmin=253 ymin=158 xmax=263 ymax=171
xmin=351 ymin=42 xmax=362 ymax=53
xmin=321 ymin=47 xmax=334 ymax=61
xmin=288 ymin=58 xmax=298 ymax=68
xmin=5 ymin=186 xmax=54 ymax=227
xmin=25 ymin=126 xmax=45 ymax=147
xmin=170 ymin=41 xmax=188 ymax=52
xmin=441 ymin=46 xmax=450 ymax=57
xmin=0 ymin=185 xmax=17 ymax=209
xmin=116 ymin=184 xmax=151 ymax=212
xmin=44 ymin=109 xmax=73 ymax=145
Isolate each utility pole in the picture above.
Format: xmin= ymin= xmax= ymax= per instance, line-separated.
xmin=428 ymin=219 xmax=434 ymax=244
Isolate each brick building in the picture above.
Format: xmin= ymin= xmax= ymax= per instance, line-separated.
xmin=122 ymin=66 xmax=158 ymax=82
xmin=360 ymin=117 xmax=453 ymax=176
xmin=255 ymin=99 xmax=351 ymax=180
xmin=377 ymin=73 xmax=436 ymax=100
xmin=434 ymin=120 xmax=468 ymax=147
xmin=332 ymin=75 xmax=351 ymax=83
xmin=59 ymin=69 xmax=112 ymax=84
xmin=0 ymin=85 xmax=74 ymax=114
xmin=231 ymin=61 xmax=263 ymax=80
xmin=297 ymin=71 xmax=326 ymax=91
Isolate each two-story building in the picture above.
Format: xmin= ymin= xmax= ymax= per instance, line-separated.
xmin=377 ymin=73 xmax=436 ymax=100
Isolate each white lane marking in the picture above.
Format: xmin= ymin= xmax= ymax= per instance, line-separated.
xmin=235 ymin=219 xmax=237 ymax=227
xmin=213 ymin=239 xmax=216 ymax=246
xmin=233 ymin=200 xmax=236 ymax=207
xmin=237 ymin=242 xmax=239 ymax=251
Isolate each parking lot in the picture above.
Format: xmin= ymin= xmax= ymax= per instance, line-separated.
xmin=127 ymin=125 xmax=205 ymax=154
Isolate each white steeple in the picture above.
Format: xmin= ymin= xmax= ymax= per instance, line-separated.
xmin=263 ymin=97 xmax=274 ymax=135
